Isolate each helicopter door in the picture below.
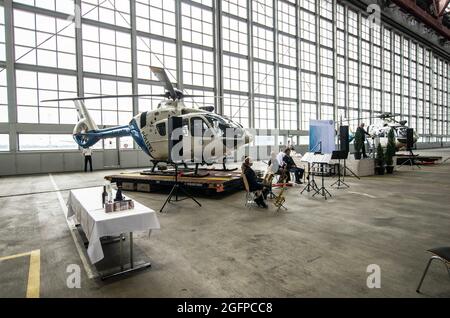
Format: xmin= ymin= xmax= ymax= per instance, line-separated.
xmin=190 ymin=116 xmax=211 ymax=163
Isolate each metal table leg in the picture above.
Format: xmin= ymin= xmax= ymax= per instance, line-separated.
xmin=130 ymin=232 xmax=134 ymax=269
xmin=101 ymin=232 xmax=151 ymax=280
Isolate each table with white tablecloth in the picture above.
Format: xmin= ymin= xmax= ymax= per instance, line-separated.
xmin=67 ymin=187 xmax=160 ymax=279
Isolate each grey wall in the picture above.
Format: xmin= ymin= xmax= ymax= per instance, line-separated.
xmin=0 ymin=150 xmax=152 ymax=176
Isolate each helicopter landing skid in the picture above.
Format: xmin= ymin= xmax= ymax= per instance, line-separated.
xmin=150 ymin=160 xmax=188 ymax=172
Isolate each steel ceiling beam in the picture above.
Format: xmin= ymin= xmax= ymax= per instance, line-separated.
xmin=391 ymin=0 xmax=450 ymax=40
xmin=434 ymin=0 xmax=450 ymax=17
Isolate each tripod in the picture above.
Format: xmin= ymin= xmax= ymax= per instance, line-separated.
xmin=331 ymin=158 xmax=349 ymax=189
xmin=398 ymin=149 xmax=421 ymax=170
xmin=301 ymin=162 xmax=320 ymax=194
xmin=160 ymin=163 xmax=202 ymax=213
xmin=313 ymin=163 xmax=332 ymax=200
xmin=342 ymin=159 xmax=361 ymax=180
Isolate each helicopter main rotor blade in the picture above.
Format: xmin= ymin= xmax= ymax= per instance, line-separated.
xmin=341 ymin=116 xmax=374 ymax=123
xmin=150 ymin=66 xmax=177 ymax=100
xmin=181 ymin=95 xmax=215 ymax=98
xmin=340 ymin=113 xmax=394 ymax=123
xmin=41 ymin=94 xmax=168 ymax=103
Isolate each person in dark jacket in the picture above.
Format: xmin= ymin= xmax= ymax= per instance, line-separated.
xmin=357 ymin=123 xmax=371 ymax=158
xmin=282 ymin=148 xmax=304 ymax=184
xmin=242 ymin=157 xmax=268 ymax=208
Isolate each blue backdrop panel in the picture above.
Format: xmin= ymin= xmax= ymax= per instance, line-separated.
xmin=309 ymin=120 xmax=336 ymax=154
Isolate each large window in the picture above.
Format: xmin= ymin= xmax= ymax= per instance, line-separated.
xmin=137 ymin=37 xmax=176 ymax=82
xmin=82 ymin=0 xmax=131 ymax=28
xmin=223 ymin=0 xmax=247 ymax=19
xmin=301 ymin=41 xmax=316 ymax=72
xmin=279 ymin=67 xmax=296 ymax=100
xmin=253 ymin=61 xmax=274 ymax=97
xmin=278 ymin=1 xmax=296 ymax=36
xmin=301 ymin=102 xmax=316 ymax=130
xmin=222 ymin=16 xmax=248 ymax=56
xmin=136 ymin=0 xmax=176 ymax=38
xmin=16 ymin=70 xmax=78 ymax=124
xmin=253 ymin=0 xmax=273 ymax=28
xmin=82 ymin=24 xmax=131 ymax=77
xmin=253 ymin=25 xmax=273 ymax=62
xmin=19 ymin=134 xmax=78 ymax=151
xmin=13 ymin=9 xmax=76 ymax=69
xmin=254 ymin=97 xmax=275 ymax=129
xmin=279 ymin=101 xmax=297 ymax=130
xmin=0 ymin=134 xmax=9 ymax=152
xmin=0 ymin=5 xmax=5 ymax=61
xmin=223 ymin=55 xmax=248 ymax=92
xmin=301 ymin=10 xmax=315 ymax=43
xmin=14 ymin=0 xmax=74 ymax=14
xmin=182 ymin=46 xmax=214 ymax=88
xmin=279 ymin=34 xmax=296 ymax=67
xmin=83 ymin=77 xmax=132 ymax=126
xmin=0 ymin=70 xmax=7 ymax=122
xmin=182 ymin=2 xmax=213 ymax=47
xmin=137 ymin=83 xmax=165 ymax=113
xmin=223 ymin=93 xmax=249 ymax=128
xmin=301 ymin=72 xmax=316 ymax=102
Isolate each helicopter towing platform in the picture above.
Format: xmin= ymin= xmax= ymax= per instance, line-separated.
xmin=105 ymin=169 xmax=244 ymax=194
xmin=395 ymin=153 xmax=443 ymax=165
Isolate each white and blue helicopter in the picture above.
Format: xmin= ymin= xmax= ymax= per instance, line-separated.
xmin=43 ymin=67 xmax=253 ymax=168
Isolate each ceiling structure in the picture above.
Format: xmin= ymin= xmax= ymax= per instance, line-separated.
xmin=345 ymin=0 xmax=450 ymax=57
xmin=390 ymin=0 xmax=450 ymax=40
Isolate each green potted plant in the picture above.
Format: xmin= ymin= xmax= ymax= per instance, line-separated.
xmin=376 ymin=143 xmax=385 ymax=175
xmin=354 ymin=130 xmax=364 ymax=160
xmin=385 ymin=128 xmax=396 ymax=174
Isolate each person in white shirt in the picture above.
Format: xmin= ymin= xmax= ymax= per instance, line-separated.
xmin=82 ymin=147 xmax=93 ymax=172
xmin=267 ymin=151 xmax=280 ymax=175
xmin=276 ymin=151 xmax=286 ymax=167
xmin=279 ymin=148 xmax=305 ymax=184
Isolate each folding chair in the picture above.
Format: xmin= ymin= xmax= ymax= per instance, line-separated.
xmin=416 ymin=247 xmax=450 ymax=293
xmin=241 ymin=172 xmax=258 ymax=208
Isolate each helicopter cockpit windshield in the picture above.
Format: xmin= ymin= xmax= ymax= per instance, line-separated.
xmin=203 ymin=113 xmax=244 ymax=138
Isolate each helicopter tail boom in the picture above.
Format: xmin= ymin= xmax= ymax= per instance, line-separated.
xmin=72 ymin=100 xmax=131 ymax=148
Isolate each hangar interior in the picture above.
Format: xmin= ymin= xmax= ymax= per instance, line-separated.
xmin=0 ymin=0 xmax=449 ymax=298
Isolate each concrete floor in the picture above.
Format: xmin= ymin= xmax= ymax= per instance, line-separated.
xmin=0 ymin=149 xmax=449 ymax=298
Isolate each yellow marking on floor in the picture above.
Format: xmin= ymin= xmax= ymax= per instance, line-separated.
xmin=26 ymin=250 xmax=40 ymax=298
xmin=0 ymin=249 xmax=40 ymax=298
xmin=0 ymin=251 xmax=33 ymax=262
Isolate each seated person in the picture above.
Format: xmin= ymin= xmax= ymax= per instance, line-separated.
xmin=282 ymin=148 xmax=305 ymax=184
xmin=266 ymin=151 xmax=280 ymax=175
xmin=263 ymin=151 xmax=280 ymax=188
xmin=242 ymin=157 xmax=268 ymax=208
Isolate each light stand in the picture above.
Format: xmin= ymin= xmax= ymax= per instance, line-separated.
xmin=301 ymin=141 xmax=322 ymax=194
xmin=335 ymin=125 xmax=360 ymax=182
xmin=313 ymin=162 xmax=332 ymax=200
xmin=398 ymin=148 xmax=421 ymax=170
xmin=159 ymin=162 xmax=202 ymax=213
xmin=331 ymin=151 xmax=349 ymax=189
xmin=301 ymin=162 xmax=320 ymax=194
xmin=342 ymin=160 xmax=361 ymax=180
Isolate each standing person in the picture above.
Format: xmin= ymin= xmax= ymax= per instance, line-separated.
xmin=357 ymin=123 xmax=371 ymax=159
xmin=83 ymin=147 xmax=93 ymax=172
